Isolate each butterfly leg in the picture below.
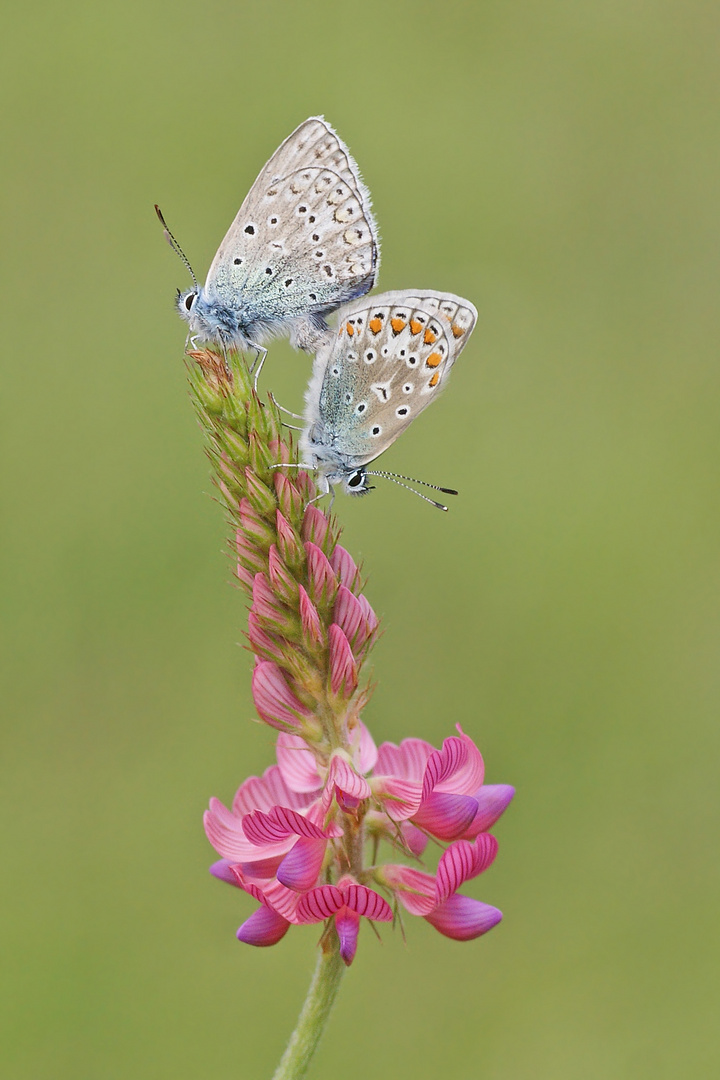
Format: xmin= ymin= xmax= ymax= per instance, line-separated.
xmin=249 ymin=343 xmax=268 ymax=392
xmin=269 ymin=392 xmax=304 ymax=420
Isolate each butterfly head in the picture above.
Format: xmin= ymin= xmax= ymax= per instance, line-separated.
xmin=341 ymin=468 xmax=373 ymax=497
xmin=177 ymin=286 xmax=199 ymax=322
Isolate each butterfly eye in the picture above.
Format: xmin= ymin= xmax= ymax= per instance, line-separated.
xmin=184 ymin=293 xmax=195 ymax=311
xmin=347 ymin=471 xmax=364 ymax=488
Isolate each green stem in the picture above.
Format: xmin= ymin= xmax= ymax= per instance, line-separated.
xmin=271 ymin=937 xmax=346 ymax=1080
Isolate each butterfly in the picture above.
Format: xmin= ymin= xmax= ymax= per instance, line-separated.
xmin=298 ymin=290 xmax=477 ymax=509
xmin=158 ymin=117 xmax=379 ymax=359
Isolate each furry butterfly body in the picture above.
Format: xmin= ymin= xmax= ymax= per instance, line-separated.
xmin=174 ymin=117 xmax=379 ymax=354
xmin=300 ymin=290 xmax=477 ymax=500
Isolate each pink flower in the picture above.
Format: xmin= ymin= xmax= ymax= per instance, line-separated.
xmin=379 ymin=835 xmax=502 ymax=941
xmin=205 ymin=723 xmax=512 ymax=963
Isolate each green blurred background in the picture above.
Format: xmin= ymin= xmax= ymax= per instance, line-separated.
xmin=2 ymin=1 xmax=718 ymax=1076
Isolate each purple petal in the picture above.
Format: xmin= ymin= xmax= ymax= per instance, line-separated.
xmin=412 ymin=792 xmax=479 ymax=840
xmin=252 ymin=662 xmax=311 ymax=731
xmin=435 ymin=835 xmax=499 ymax=903
xmin=335 ymin=907 xmax=360 ymax=965
xmin=276 ymin=836 xmax=327 ymax=890
xmin=209 ymin=859 xmax=241 ymax=886
xmin=425 ymin=894 xmax=503 ymax=941
xmin=463 ymin=785 xmax=516 ymax=837
xmin=237 ymin=905 xmax=291 ymax=947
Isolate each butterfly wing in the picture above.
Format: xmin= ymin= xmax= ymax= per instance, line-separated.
xmin=304 ymin=290 xmax=477 ymax=470
xmin=204 ymin=118 xmax=379 ymax=339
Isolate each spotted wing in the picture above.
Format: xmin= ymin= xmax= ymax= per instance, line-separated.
xmin=305 ymin=290 xmax=477 ymax=468
xmin=204 ymin=117 xmax=379 ymax=331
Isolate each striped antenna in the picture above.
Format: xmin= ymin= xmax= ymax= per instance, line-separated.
xmin=154 ymin=204 xmax=198 ymax=288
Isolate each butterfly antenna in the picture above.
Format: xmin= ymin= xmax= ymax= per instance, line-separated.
xmin=154 ymin=204 xmax=198 ymax=288
xmin=366 ymin=471 xmax=458 ymax=507
xmin=366 ymin=472 xmax=455 ymax=511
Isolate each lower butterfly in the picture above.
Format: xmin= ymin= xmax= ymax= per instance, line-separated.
xmin=296 ymin=290 xmax=477 ymax=510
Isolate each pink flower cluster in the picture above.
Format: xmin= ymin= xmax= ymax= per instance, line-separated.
xmin=205 ymin=718 xmax=513 ymax=965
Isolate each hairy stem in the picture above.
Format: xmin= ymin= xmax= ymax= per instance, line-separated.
xmin=271 ymin=936 xmax=346 ymax=1080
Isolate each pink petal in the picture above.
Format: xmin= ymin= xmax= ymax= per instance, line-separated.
xmin=370 ymin=775 xmax=423 ymax=821
xmin=242 ymin=805 xmax=335 ymax=845
xmin=375 ymin=738 xmax=434 ymax=782
xmin=379 ymin=865 xmax=436 ymax=916
xmin=298 ymin=585 xmax=324 ymax=648
xmin=412 ymin=792 xmax=479 ymax=840
xmin=332 ymin=586 xmax=365 ymax=648
xmin=335 ymin=907 xmax=360 ymax=965
xmin=350 ymin=720 xmax=378 ymax=773
xmin=296 ymin=884 xmax=344 ymax=923
xmin=236 ymin=904 xmax=291 ymax=947
xmin=276 ymin=836 xmax=327 ymax=890
xmin=339 ymin=881 xmax=393 ymax=921
xmin=273 ymin=472 xmax=304 ymax=519
xmin=401 ymin=822 xmax=428 ymax=856
xmin=435 ymin=836 xmax=499 ymax=903
xmin=304 ymin=542 xmax=338 ymax=606
xmin=329 ymin=545 xmax=361 ymax=591
xmin=239 ymin=874 xmax=304 ymax=923
xmin=268 ymin=544 xmax=297 ymax=600
xmin=463 ymin=785 xmax=516 ymax=837
xmin=422 ymin=734 xmax=484 ymax=799
xmin=275 ymin=733 xmax=323 ymax=794
xmin=424 ymin=895 xmax=503 ymax=941
xmin=251 ymin=572 xmax=284 ymax=624
xmin=204 ymin=800 xmax=291 ymax=862
xmin=275 ymin=510 xmax=303 ymax=565
xmin=357 ymin=594 xmax=379 ymax=636
xmin=232 ymin=764 xmax=314 ymax=816
xmin=252 ymin=661 xmax=311 ymax=731
xmin=247 ymin=610 xmax=283 ymax=661
xmin=328 ymin=625 xmax=358 ymax=696
xmin=301 ymin=505 xmax=330 ymax=550
xmin=322 ymin=754 xmax=371 ymax=811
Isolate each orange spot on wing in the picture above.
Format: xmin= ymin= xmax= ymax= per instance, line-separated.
xmin=391 ymin=318 xmax=407 ymax=334
xmin=429 ymin=372 xmax=440 ymax=387
xmin=346 ymin=322 xmax=354 ymax=336
xmin=409 ymin=318 xmax=423 ymax=335
xmin=369 ymin=318 xmax=382 ymax=334
xmin=425 ymin=352 xmax=442 ymax=368
xmin=451 ymin=324 xmax=465 ymax=338
xmin=423 ymin=328 xmax=437 ymax=344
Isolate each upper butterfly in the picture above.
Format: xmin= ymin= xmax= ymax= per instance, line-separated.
xmin=300 ymin=290 xmax=477 ymax=507
xmin=161 ymin=116 xmax=379 ymax=355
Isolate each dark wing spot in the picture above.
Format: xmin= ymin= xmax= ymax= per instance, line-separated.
xmin=309 ymin=293 xmax=317 ymax=300
xmin=233 ymin=258 xmax=242 ymax=265
xmin=244 ymin=225 xmax=255 ymax=235
xmin=265 ymin=267 xmax=273 ymax=274
xmin=285 ymin=279 xmax=293 ymax=287
xmin=371 ymin=426 xmax=381 ymax=435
